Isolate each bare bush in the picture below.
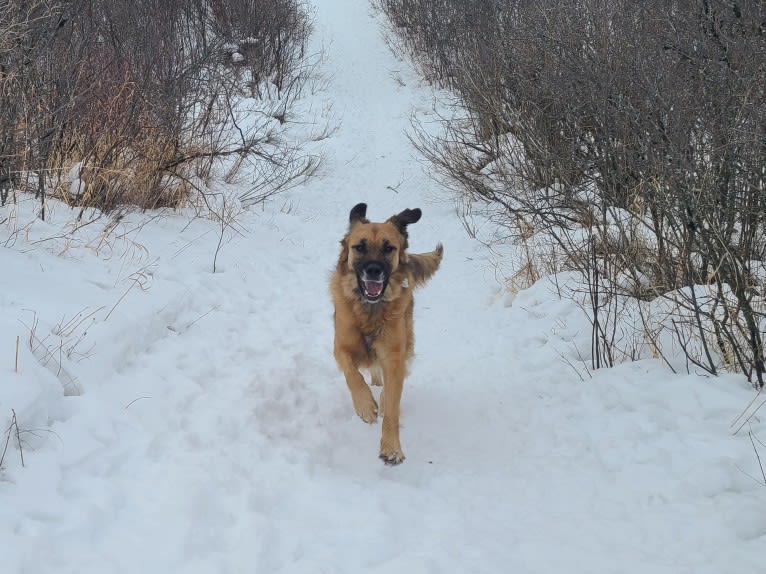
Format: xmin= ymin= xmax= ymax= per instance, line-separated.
xmin=381 ymin=0 xmax=766 ymax=387
xmin=0 ymin=0 xmax=314 ymax=215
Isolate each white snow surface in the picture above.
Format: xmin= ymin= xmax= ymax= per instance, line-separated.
xmin=2 ymin=1 xmax=765 ymax=572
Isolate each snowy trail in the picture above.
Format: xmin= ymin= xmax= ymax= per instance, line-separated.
xmin=2 ymin=1 xmax=765 ymax=572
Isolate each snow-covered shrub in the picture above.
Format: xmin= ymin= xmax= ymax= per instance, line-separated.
xmin=0 ymin=0 xmax=314 ymax=215
xmin=381 ymin=0 xmax=766 ymax=388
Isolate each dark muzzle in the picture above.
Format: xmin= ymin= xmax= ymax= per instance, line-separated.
xmin=356 ymin=261 xmax=389 ymax=303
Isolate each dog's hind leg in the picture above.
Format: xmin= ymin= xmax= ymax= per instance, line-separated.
xmin=370 ymin=366 xmax=384 ymax=387
xmin=371 ymin=367 xmax=385 ymax=417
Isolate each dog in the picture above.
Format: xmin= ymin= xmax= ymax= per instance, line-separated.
xmin=330 ymin=203 xmax=443 ymax=464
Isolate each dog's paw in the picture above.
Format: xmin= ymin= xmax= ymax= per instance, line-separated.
xmin=379 ymin=423 xmax=403 ymax=463
xmin=379 ymin=449 xmax=405 ymax=465
xmin=379 ymin=437 xmax=405 ymax=465
xmin=353 ymin=396 xmax=378 ymax=423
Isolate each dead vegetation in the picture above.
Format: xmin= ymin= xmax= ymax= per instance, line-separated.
xmin=0 ymin=0 xmax=315 ymax=216
xmin=380 ymin=0 xmax=766 ymax=388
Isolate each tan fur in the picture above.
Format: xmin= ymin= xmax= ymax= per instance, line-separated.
xmin=330 ymin=204 xmax=443 ymax=464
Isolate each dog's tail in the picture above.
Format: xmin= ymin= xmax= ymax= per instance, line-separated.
xmin=408 ymin=244 xmax=443 ymax=288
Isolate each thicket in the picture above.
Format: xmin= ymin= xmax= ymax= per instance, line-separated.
xmin=379 ymin=0 xmax=766 ymax=387
xmin=0 ymin=0 xmax=313 ymax=216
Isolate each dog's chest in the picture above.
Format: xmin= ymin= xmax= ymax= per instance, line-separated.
xmin=362 ymin=325 xmax=383 ymax=356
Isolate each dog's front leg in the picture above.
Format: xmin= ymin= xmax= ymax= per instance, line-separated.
xmin=378 ymin=347 xmax=406 ymax=465
xmin=334 ymin=348 xmax=378 ymax=423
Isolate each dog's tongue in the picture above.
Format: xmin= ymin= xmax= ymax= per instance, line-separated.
xmin=364 ymin=280 xmax=384 ymax=297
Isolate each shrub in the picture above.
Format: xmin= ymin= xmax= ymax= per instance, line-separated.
xmin=380 ymin=0 xmax=766 ymax=387
xmin=0 ymin=0 xmax=313 ymax=215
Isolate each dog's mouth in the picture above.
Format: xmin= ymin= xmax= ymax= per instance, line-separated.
xmin=361 ymin=279 xmax=385 ymax=302
xmin=355 ymin=268 xmax=388 ymax=303
xmin=355 ymin=261 xmax=390 ymax=304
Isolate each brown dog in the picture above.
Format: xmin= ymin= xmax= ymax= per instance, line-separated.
xmin=330 ymin=203 xmax=443 ymax=464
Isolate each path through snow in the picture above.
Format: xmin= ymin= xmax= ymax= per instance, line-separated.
xmin=1 ymin=1 xmax=765 ymax=573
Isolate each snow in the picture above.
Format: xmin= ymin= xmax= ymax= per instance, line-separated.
xmin=1 ymin=0 xmax=765 ymax=572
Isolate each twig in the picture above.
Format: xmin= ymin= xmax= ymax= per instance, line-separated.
xmin=104 ymin=267 xmax=152 ymax=321
xmin=732 ymin=394 xmax=766 ymax=436
xmin=0 ymin=418 xmax=12 ymax=468
xmin=53 ymin=305 xmax=105 ymax=338
xmin=14 ymin=410 xmax=24 ymax=467
xmin=182 ymin=305 xmax=220 ymax=332
xmin=557 ymin=349 xmax=588 ymax=382
xmin=731 ymin=387 xmax=762 ymax=428
xmin=213 ymin=195 xmax=227 ymax=273
xmin=570 ymin=340 xmax=593 ymax=380
xmin=748 ymin=430 xmax=766 ymax=486
xmin=1 ymin=410 xmax=24 ymax=469
xmin=386 ymin=180 xmax=402 ymax=193
xmin=15 ymin=335 xmax=19 ymax=373
xmin=125 ymin=396 xmax=152 ymax=409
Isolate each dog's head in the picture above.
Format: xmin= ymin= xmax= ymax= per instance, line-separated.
xmin=338 ymin=203 xmax=421 ymax=304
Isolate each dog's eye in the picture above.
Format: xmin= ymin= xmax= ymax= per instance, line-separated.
xmin=383 ymin=244 xmax=396 ymax=254
xmin=352 ymin=243 xmax=366 ymax=253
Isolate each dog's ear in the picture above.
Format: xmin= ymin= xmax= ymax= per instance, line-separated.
xmin=388 ymin=208 xmax=421 ymax=235
xmin=390 ymin=208 xmax=422 ymax=229
xmin=388 ymin=208 xmax=421 ymax=251
xmin=349 ymin=203 xmax=368 ymax=225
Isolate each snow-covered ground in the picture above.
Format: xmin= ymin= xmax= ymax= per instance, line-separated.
xmin=2 ymin=1 xmax=765 ymax=572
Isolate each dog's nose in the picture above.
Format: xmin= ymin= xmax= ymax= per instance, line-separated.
xmin=365 ymin=262 xmax=384 ymax=279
